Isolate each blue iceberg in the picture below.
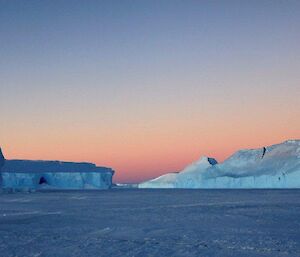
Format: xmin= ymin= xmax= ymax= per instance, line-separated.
xmin=0 ymin=152 xmax=114 ymax=190
xmin=139 ymin=140 xmax=300 ymax=188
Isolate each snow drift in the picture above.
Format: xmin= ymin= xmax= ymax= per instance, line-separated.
xmin=139 ymin=140 xmax=300 ymax=188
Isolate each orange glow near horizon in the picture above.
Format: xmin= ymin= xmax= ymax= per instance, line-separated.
xmin=2 ymin=127 xmax=299 ymax=183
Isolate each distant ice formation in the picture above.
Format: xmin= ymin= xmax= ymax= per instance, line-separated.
xmin=0 ymin=148 xmax=5 ymax=188
xmin=139 ymin=140 xmax=300 ymax=188
xmin=0 ymin=150 xmax=114 ymax=190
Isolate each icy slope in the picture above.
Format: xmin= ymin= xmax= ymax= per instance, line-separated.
xmin=140 ymin=173 xmax=178 ymax=188
xmin=1 ymin=160 xmax=114 ymax=190
xmin=139 ymin=140 xmax=300 ymax=188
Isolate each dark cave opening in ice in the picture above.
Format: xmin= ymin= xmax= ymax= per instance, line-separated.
xmin=39 ymin=176 xmax=48 ymax=185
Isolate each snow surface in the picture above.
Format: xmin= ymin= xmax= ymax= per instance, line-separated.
xmin=0 ymin=189 xmax=300 ymax=257
xmin=1 ymin=160 xmax=114 ymax=190
xmin=139 ymin=140 xmax=300 ymax=188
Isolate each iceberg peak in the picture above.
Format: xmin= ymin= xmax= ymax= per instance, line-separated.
xmin=207 ymin=157 xmax=218 ymax=165
xmin=176 ymin=156 xmax=217 ymax=175
xmin=194 ymin=156 xmax=218 ymax=166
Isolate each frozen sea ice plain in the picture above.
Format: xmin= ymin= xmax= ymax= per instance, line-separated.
xmin=0 ymin=189 xmax=300 ymax=257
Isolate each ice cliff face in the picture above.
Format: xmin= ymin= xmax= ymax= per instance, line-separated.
xmin=139 ymin=140 xmax=300 ymax=188
xmin=0 ymin=148 xmax=5 ymax=169
xmin=1 ymin=158 xmax=114 ymax=190
xmin=0 ymin=148 xmax=5 ymax=188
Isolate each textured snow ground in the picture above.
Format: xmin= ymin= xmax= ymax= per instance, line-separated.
xmin=0 ymin=189 xmax=300 ymax=257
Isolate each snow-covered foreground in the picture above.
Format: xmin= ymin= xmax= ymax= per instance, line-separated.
xmin=0 ymin=189 xmax=300 ymax=257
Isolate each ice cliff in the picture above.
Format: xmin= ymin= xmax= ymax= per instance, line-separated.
xmin=139 ymin=140 xmax=300 ymax=188
xmin=0 ymin=148 xmax=5 ymax=188
xmin=0 ymin=151 xmax=114 ymax=190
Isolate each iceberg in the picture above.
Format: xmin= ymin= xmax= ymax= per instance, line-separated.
xmin=0 ymin=148 xmax=5 ymax=188
xmin=0 ymin=150 xmax=114 ymax=190
xmin=139 ymin=140 xmax=300 ymax=188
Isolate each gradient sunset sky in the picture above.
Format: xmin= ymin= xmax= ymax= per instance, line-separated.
xmin=0 ymin=0 xmax=299 ymax=183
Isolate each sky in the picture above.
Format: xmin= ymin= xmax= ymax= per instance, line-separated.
xmin=0 ymin=0 xmax=300 ymax=183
